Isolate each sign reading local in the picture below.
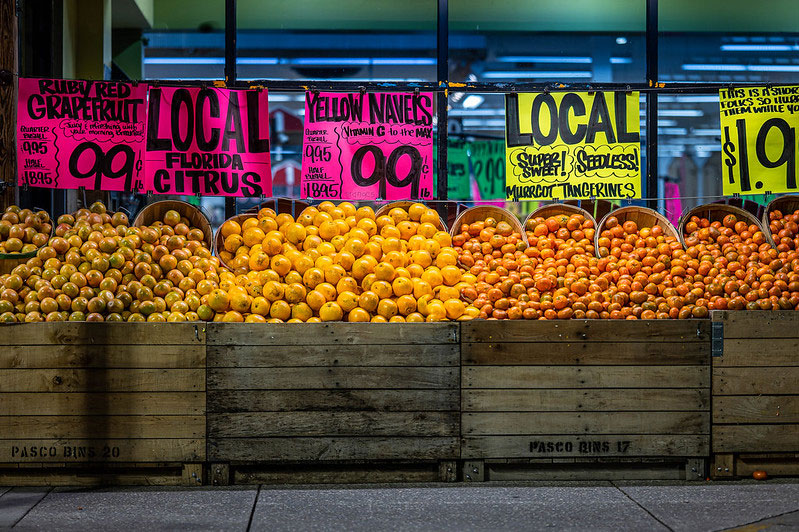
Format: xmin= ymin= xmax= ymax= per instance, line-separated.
xmin=720 ymin=85 xmax=799 ymax=195
xmin=505 ymin=91 xmax=641 ymax=201
xmin=301 ymin=91 xmax=434 ymax=201
xmin=145 ymin=87 xmax=272 ymax=197
xmin=17 ymin=78 xmax=148 ymax=192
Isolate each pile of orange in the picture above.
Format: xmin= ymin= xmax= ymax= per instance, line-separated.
xmin=0 ymin=203 xmax=221 ymax=323
xmin=207 ymin=201 xmax=478 ymax=322
xmin=769 ymin=208 xmax=799 ymax=252
xmin=0 ymin=206 xmax=52 ymax=254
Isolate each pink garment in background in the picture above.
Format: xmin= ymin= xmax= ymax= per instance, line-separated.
xmin=664 ymin=182 xmax=682 ymax=227
xmin=470 ymin=176 xmax=504 ymax=207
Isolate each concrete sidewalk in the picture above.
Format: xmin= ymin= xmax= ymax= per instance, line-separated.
xmin=2 ymin=481 xmax=798 ymax=531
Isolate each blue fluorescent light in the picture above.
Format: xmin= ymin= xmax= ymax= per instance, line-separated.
xmin=610 ymin=57 xmax=633 ymax=64
xmin=482 ymin=71 xmax=592 ymax=79
xmin=237 ymin=57 xmax=279 ymax=65
xmin=684 ymin=63 xmax=799 ymax=72
xmin=749 ymin=65 xmax=799 ymax=72
xmin=682 ymin=64 xmax=746 ymax=71
xmin=721 ymin=44 xmax=797 ymax=51
xmin=659 ymin=109 xmax=704 ymax=117
xmin=144 ymin=57 xmax=224 ymax=64
xmin=371 ymin=58 xmax=436 ymax=65
xmin=290 ymin=58 xmax=370 ymax=65
xmin=495 ymin=56 xmax=592 ymax=64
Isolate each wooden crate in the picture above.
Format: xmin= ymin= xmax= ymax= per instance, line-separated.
xmin=0 ymin=323 xmax=206 ymax=486
xmin=711 ymin=311 xmax=799 ymax=479
xmin=206 ymin=322 xmax=460 ymax=484
xmin=461 ymin=320 xmax=711 ymax=481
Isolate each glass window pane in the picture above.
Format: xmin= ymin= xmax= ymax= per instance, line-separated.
xmin=659 ymin=0 xmax=799 ymax=82
xmin=449 ymin=0 xmax=645 ymax=83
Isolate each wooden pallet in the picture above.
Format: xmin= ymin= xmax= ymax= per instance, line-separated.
xmin=0 ymin=323 xmax=207 ymax=486
xmin=461 ymin=320 xmax=711 ymax=481
xmin=206 ymin=322 xmax=460 ymax=484
xmin=711 ymin=311 xmax=799 ymax=479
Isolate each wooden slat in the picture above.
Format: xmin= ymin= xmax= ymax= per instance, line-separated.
xmin=0 ymin=369 xmax=205 ymax=392
xmin=713 ymin=367 xmax=799 ymax=395
xmin=0 ymin=345 xmax=205 ymax=369
xmin=0 ymin=468 xmax=191 ymax=487
xmin=463 ymin=342 xmax=708 ymax=366
xmin=462 ymin=320 xmax=709 ymax=343
xmin=0 ymin=323 xmax=205 ymax=345
xmin=233 ymin=464 xmax=442 ymax=484
xmin=208 ymin=437 xmax=459 ymax=461
xmin=207 ymin=322 xmax=458 ymax=346
xmin=0 ymin=439 xmax=204 ymax=462
xmin=0 ymin=392 xmax=205 ymax=416
xmin=463 ymin=435 xmax=709 ymax=458
xmin=484 ymin=462 xmax=686 ymax=481
xmin=210 ymin=367 xmax=456 ymax=390
xmin=207 ymin=344 xmax=459 ymax=368
xmin=0 ymin=416 xmax=204 ymax=439
xmin=463 ymin=412 xmax=709 ymax=436
xmin=711 ymin=311 xmax=799 ymax=338
xmin=208 ymin=389 xmax=458 ymax=413
xmin=712 ymin=425 xmax=799 ymax=453
xmin=463 ymin=388 xmax=709 ymax=412
xmin=735 ymin=455 xmax=799 ymax=477
xmin=208 ymin=412 xmax=458 ymax=437
xmin=716 ymin=339 xmax=799 ymax=367
xmin=713 ymin=396 xmax=799 ymax=423
xmin=463 ymin=366 xmax=709 ymax=389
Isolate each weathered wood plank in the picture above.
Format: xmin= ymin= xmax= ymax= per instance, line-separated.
xmin=0 ymin=345 xmax=205 ymax=369
xmin=713 ymin=367 xmax=799 ymax=395
xmin=712 ymin=425 xmax=799 ymax=453
xmin=463 ymin=412 xmax=709 ymax=436
xmin=0 ymin=439 xmax=205 ymax=462
xmin=210 ymin=367 xmax=456 ymax=390
xmin=711 ymin=311 xmax=799 ymax=338
xmin=0 ymin=416 xmax=205 ymax=439
xmin=735 ymin=455 xmax=799 ymax=477
xmin=484 ymin=462 xmax=686 ymax=481
xmin=208 ymin=412 xmax=458 ymax=437
xmin=208 ymin=389 xmax=458 ymax=413
xmin=463 ymin=366 xmax=709 ymax=389
xmin=207 ymin=344 xmax=458 ymax=368
xmin=0 ymin=467 xmax=192 ymax=487
xmin=0 ymin=323 xmax=205 ymax=345
xmin=716 ymin=339 xmax=799 ymax=367
xmin=463 ymin=435 xmax=709 ymax=459
xmin=207 ymin=322 xmax=458 ymax=346
xmin=713 ymin=396 xmax=799 ymax=424
xmin=463 ymin=342 xmax=709 ymax=366
xmin=462 ymin=320 xmax=709 ymax=343
xmin=209 ymin=437 xmax=459 ymax=461
xmin=0 ymin=392 xmax=205 ymax=416
xmin=0 ymin=369 xmax=205 ymax=392
xmin=233 ymin=464 xmax=441 ymax=484
xmin=463 ymin=388 xmax=709 ymax=412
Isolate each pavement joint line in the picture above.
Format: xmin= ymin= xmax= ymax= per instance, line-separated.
xmin=611 ymin=481 xmax=674 ymax=532
xmin=246 ymin=484 xmax=262 ymax=531
xmin=718 ymin=507 xmax=799 ymax=532
xmin=10 ymin=487 xmax=52 ymax=529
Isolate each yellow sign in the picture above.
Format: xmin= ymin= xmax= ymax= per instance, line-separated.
xmin=505 ymin=91 xmax=641 ymax=201
xmin=720 ymin=86 xmax=799 ymax=195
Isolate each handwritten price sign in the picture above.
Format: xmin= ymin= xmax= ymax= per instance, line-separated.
xmin=301 ymin=91 xmax=434 ymax=201
xmin=17 ymin=78 xmax=148 ymax=192
xmin=720 ymin=86 xmax=799 ymax=195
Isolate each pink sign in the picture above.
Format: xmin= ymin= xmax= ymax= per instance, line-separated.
xmin=145 ymin=87 xmax=272 ymax=197
xmin=17 ymin=78 xmax=148 ymax=192
xmin=301 ymin=91 xmax=434 ymax=201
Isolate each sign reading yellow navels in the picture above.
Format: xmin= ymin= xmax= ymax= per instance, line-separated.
xmin=505 ymin=92 xmax=641 ymax=201
xmin=720 ymin=86 xmax=799 ymax=196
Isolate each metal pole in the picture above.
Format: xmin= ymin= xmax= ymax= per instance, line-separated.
xmin=646 ymin=0 xmax=658 ymax=210
xmin=436 ymin=0 xmax=448 ymax=214
xmin=224 ymin=0 xmax=237 ymax=218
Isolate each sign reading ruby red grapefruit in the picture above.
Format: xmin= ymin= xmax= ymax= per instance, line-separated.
xmin=145 ymin=87 xmax=272 ymax=197
xmin=17 ymin=78 xmax=148 ymax=192
xmin=301 ymin=91 xmax=434 ymax=200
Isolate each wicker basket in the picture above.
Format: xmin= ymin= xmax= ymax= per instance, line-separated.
xmin=213 ymin=213 xmax=257 ymax=270
xmin=449 ymin=206 xmax=527 ymax=249
xmin=0 ymin=251 xmax=37 ymax=275
xmin=524 ymin=203 xmax=597 ymax=233
xmin=133 ymin=200 xmax=213 ymax=250
xmin=596 ymin=206 xmax=680 ymax=253
xmin=678 ymin=203 xmax=764 ymax=247
xmin=375 ymin=201 xmax=447 ymax=231
xmin=762 ymin=195 xmax=799 ymax=248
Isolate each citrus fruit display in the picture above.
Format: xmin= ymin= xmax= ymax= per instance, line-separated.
xmin=0 ymin=205 xmax=53 ymax=254
xmin=768 ymin=206 xmax=799 ymax=252
xmin=0 ymin=203 xmax=221 ymax=323
xmin=208 ymin=201 xmax=478 ymax=322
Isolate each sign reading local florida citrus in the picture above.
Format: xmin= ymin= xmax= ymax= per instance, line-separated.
xmin=505 ymin=91 xmax=641 ymax=201
xmin=720 ymin=85 xmax=799 ymax=195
